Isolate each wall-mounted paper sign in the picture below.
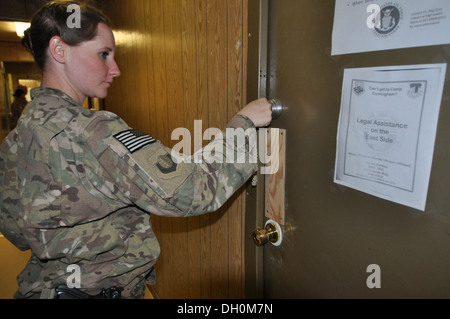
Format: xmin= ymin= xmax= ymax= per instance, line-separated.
xmin=334 ymin=64 xmax=447 ymax=211
xmin=332 ymin=0 xmax=450 ymax=55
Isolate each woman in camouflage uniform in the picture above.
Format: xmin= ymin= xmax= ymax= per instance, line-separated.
xmin=0 ymin=1 xmax=271 ymax=298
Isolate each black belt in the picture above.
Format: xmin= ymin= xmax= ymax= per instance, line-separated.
xmin=55 ymin=285 xmax=123 ymax=299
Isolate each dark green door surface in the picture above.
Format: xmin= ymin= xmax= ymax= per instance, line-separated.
xmin=248 ymin=0 xmax=450 ymax=298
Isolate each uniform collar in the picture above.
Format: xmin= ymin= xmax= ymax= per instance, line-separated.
xmin=31 ymin=87 xmax=81 ymax=107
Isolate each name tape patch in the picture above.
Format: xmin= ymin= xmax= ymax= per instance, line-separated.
xmin=114 ymin=129 xmax=156 ymax=153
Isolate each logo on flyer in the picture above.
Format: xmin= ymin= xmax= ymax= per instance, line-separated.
xmin=373 ymin=3 xmax=403 ymax=37
xmin=353 ymin=81 xmax=365 ymax=96
xmin=408 ymin=82 xmax=424 ymax=98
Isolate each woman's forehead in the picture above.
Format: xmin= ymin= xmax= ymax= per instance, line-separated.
xmin=87 ymin=23 xmax=116 ymax=48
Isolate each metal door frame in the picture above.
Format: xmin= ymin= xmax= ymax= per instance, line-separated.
xmin=244 ymin=0 xmax=269 ymax=299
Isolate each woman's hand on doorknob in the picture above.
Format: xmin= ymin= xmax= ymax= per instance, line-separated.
xmin=238 ymin=98 xmax=273 ymax=127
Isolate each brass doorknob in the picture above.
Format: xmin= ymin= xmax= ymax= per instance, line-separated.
xmin=252 ymin=219 xmax=283 ymax=246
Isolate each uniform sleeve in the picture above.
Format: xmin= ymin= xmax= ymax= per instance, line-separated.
xmin=84 ymin=113 xmax=258 ymax=217
xmin=0 ymin=136 xmax=31 ymax=251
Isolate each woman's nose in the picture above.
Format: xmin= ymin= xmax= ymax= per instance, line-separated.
xmin=110 ymin=59 xmax=121 ymax=78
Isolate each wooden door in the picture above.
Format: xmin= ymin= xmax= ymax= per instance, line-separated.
xmin=102 ymin=0 xmax=249 ymax=298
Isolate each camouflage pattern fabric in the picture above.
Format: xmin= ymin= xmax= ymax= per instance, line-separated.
xmin=0 ymin=88 xmax=257 ymax=299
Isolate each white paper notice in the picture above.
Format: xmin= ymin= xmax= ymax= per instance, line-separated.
xmin=334 ymin=64 xmax=447 ymax=210
xmin=332 ymin=0 xmax=450 ymax=55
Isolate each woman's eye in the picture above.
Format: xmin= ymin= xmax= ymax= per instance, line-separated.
xmin=100 ymin=51 xmax=109 ymax=59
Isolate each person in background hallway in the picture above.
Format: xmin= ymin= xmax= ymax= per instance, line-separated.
xmin=10 ymin=85 xmax=28 ymax=129
xmin=0 ymin=1 xmax=272 ymax=299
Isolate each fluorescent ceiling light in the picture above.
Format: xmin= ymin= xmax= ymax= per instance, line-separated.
xmin=14 ymin=22 xmax=31 ymax=37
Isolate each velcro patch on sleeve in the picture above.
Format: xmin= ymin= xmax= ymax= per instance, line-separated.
xmin=114 ymin=129 xmax=156 ymax=153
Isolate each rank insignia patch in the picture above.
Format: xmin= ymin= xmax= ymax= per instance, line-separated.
xmin=156 ymin=153 xmax=178 ymax=174
xmin=114 ymin=129 xmax=156 ymax=153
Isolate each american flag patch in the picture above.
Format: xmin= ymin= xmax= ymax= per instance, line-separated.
xmin=114 ymin=129 xmax=156 ymax=153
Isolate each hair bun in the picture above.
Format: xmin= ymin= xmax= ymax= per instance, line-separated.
xmin=21 ymin=28 xmax=34 ymax=56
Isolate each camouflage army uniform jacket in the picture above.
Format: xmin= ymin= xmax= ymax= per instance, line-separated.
xmin=0 ymin=88 xmax=257 ymax=299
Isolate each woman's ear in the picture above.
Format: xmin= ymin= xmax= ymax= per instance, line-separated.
xmin=48 ymin=36 xmax=67 ymax=64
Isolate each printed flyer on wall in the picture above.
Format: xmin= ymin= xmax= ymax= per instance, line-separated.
xmin=334 ymin=64 xmax=447 ymax=210
xmin=332 ymin=0 xmax=450 ymax=55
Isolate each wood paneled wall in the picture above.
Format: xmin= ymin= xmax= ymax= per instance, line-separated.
xmin=100 ymin=0 xmax=249 ymax=298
